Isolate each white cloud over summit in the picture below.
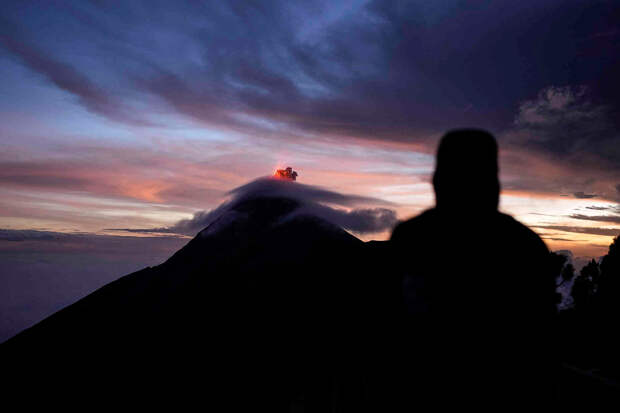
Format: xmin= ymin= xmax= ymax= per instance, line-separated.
xmin=112 ymin=177 xmax=399 ymax=236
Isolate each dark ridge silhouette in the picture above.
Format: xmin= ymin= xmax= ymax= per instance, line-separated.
xmin=1 ymin=194 xmax=401 ymax=411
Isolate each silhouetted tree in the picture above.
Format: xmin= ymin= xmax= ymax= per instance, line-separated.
xmin=592 ymin=236 xmax=620 ymax=319
xmin=597 ymin=236 xmax=620 ymax=303
xmin=550 ymin=252 xmax=568 ymax=305
xmin=571 ymin=263 xmax=596 ymax=312
xmin=557 ymin=236 xmax=620 ymax=378
xmin=590 ymin=236 xmax=620 ymax=377
xmin=581 ymin=259 xmax=600 ymax=287
xmin=558 ymin=263 xmax=575 ymax=287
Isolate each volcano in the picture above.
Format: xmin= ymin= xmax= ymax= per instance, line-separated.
xmin=2 ymin=192 xmax=402 ymax=410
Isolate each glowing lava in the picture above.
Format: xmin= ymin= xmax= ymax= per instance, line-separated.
xmin=273 ymin=166 xmax=298 ymax=181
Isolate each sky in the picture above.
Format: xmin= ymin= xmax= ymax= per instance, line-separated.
xmin=0 ymin=1 xmax=619 ymax=339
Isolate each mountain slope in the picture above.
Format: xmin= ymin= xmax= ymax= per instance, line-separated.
xmin=2 ymin=196 xmax=401 ymax=411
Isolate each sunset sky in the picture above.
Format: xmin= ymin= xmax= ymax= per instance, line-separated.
xmin=1 ymin=1 xmax=619 ymax=261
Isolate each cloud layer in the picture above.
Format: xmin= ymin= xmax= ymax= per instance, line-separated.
xmin=2 ymin=2 xmax=618 ymax=146
xmin=0 ymin=1 xmax=618 ymax=204
xmin=114 ymin=177 xmax=398 ymax=236
xmin=0 ymin=229 xmax=188 ymax=343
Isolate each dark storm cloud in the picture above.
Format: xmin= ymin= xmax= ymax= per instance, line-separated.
xmin=0 ymin=22 xmax=149 ymax=126
xmin=134 ymin=0 xmax=620 ymax=140
xmin=502 ymin=85 xmax=620 ymax=200
xmin=1 ymin=1 xmax=619 ymax=196
xmin=510 ymin=85 xmax=620 ymax=170
xmin=2 ymin=1 xmax=618 ymax=137
xmin=114 ymin=177 xmax=398 ymax=235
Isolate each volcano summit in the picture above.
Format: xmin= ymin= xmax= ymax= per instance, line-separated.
xmin=2 ymin=178 xmax=401 ymax=411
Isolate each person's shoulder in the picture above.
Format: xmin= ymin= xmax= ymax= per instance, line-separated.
xmin=390 ymin=208 xmax=437 ymax=242
xmin=496 ymin=212 xmax=548 ymax=253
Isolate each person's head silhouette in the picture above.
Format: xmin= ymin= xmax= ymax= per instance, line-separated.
xmin=432 ymin=129 xmax=499 ymax=213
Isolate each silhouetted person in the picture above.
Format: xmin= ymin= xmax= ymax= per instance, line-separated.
xmin=390 ymin=129 xmax=556 ymax=409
